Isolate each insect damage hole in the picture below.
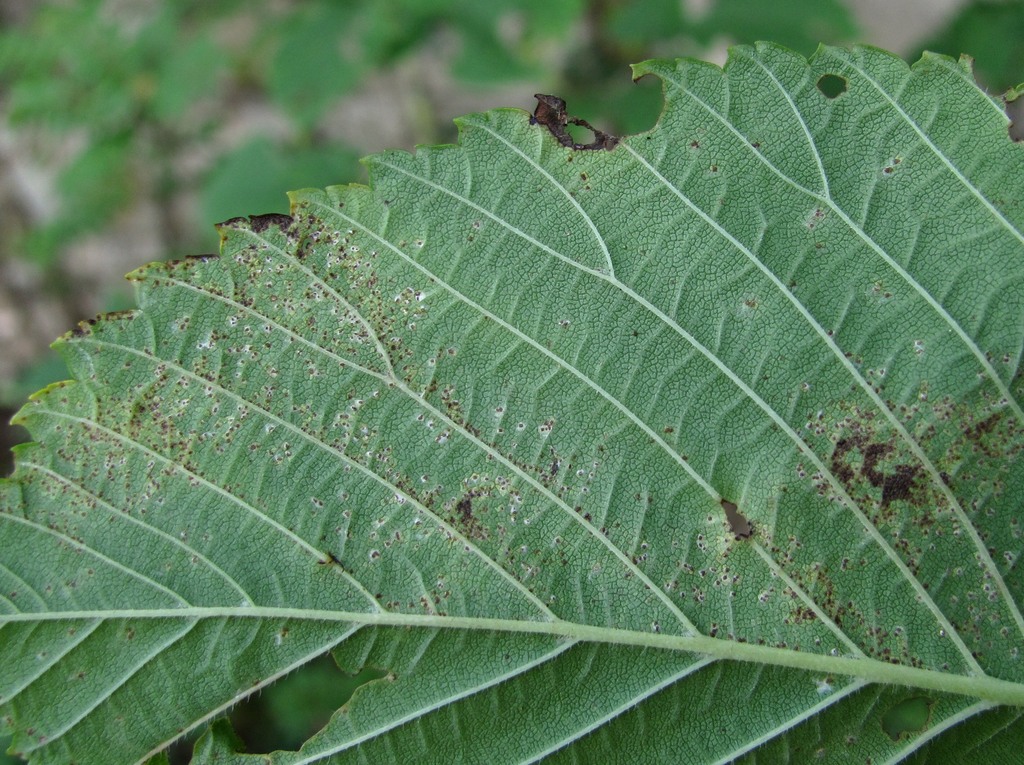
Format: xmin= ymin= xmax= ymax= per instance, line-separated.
xmin=721 ymin=499 xmax=752 ymax=539
xmin=530 ymin=94 xmax=618 ymax=151
xmin=227 ymin=654 xmax=388 ymax=754
xmin=816 ymin=74 xmax=848 ymax=99
xmin=881 ymin=696 xmax=933 ymax=741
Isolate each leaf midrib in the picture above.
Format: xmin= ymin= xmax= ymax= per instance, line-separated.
xmin=5 ymin=607 xmax=1024 ymax=707
xmin=164 ymin=253 xmax=686 ymax=625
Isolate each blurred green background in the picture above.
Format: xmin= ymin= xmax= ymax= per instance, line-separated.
xmin=0 ymin=0 xmax=1021 ymax=761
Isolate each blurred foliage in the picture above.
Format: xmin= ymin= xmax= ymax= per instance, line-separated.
xmin=0 ymin=0 xmax=1019 ymax=271
xmin=0 ymin=0 xmax=863 ymax=270
xmin=0 ymin=1 xmax=234 ymax=262
xmin=0 ymin=351 xmax=66 ymax=408
xmin=0 ymin=0 xmax=1022 ymax=761
xmin=692 ymin=0 xmax=858 ymax=52
xmin=0 ymin=737 xmax=20 ymax=765
xmin=602 ymin=0 xmax=857 ymax=56
xmin=200 ymin=137 xmax=361 ymax=228
xmin=0 ymin=0 xmax=589 ymax=267
xmin=921 ymin=0 xmax=1024 ymax=94
xmin=880 ymin=696 xmax=934 ymax=741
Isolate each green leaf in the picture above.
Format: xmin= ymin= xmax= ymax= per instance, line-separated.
xmin=3 ymin=43 xmax=1024 ymax=763
xmin=149 ymin=34 xmax=227 ymax=123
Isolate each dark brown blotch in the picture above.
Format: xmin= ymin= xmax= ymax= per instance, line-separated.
xmin=830 ymin=431 xmax=923 ymax=509
xmin=457 ymin=495 xmax=473 ymax=523
xmin=318 ymin=551 xmax=343 ymax=567
xmin=531 ymin=94 xmax=618 ymax=151
xmin=249 ymin=212 xmax=295 ymax=233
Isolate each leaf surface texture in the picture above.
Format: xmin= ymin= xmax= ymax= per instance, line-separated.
xmin=2 ymin=44 xmax=1024 ymax=764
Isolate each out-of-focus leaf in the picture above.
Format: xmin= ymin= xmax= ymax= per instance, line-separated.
xmin=569 ymin=75 xmax=664 ymax=137
xmin=268 ymin=4 xmax=363 ymax=129
xmin=226 ymin=656 xmax=382 ymax=752
xmin=919 ymin=0 xmax=1024 ymax=93
xmin=200 ymin=137 xmax=360 ymax=230
xmin=18 ymin=137 xmax=135 ymax=264
xmin=150 ymin=35 xmax=227 ymax=123
xmin=0 ymin=354 xmax=68 ymax=411
xmin=603 ymin=0 xmax=687 ymax=51
xmin=451 ymin=28 xmax=537 ymax=82
xmin=695 ymin=0 xmax=859 ymax=54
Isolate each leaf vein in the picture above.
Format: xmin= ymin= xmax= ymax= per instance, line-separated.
xmin=524 ymin=656 xmax=718 ymax=763
xmin=0 ymin=619 xmax=102 ymax=705
xmin=660 ymin=64 xmax=1024 ymax=424
xmin=0 ymin=511 xmax=188 ymax=607
xmin=27 ymin=407 xmax=336 ymax=601
xmin=31 ymin=619 xmax=199 ymax=749
xmin=88 ymin=337 xmax=540 ymax=618
xmin=321 ymin=198 xmax=702 ymax=634
xmin=471 ymin=118 xmax=617 ymax=277
xmin=293 ymin=638 xmax=579 ymax=764
xmin=19 ymin=460 xmax=254 ymax=605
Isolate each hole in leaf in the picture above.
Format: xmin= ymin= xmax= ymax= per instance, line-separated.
xmin=565 ymin=121 xmax=595 ymax=145
xmin=721 ymin=499 xmax=752 ymax=539
xmin=1 ymin=414 xmax=28 ymax=478
xmin=228 ymin=653 xmax=387 ymax=753
xmin=816 ymin=74 xmax=848 ymax=99
xmin=881 ymin=696 xmax=932 ymax=741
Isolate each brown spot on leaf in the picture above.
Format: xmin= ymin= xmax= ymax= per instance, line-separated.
xmin=249 ymin=212 xmax=294 ymax=233
xmin=215 ymin=216 xmax=249 ymax=230
xmin=882 ymin=465 xmax=919 ymax=507
xmin=457 ymin=495 xmax=473 ymax=523
xmin=963 ymin=411 xmax=1010 ymax=458
xmin=829 ymin=429 xmax=921 ymax=509
xmin=862 ymin=442 xmax=894 ymax=488
xmin=446 ymin=487 xmax=490 ymax=542
xmin=318 ymin=551 xmax=343 ymax=567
